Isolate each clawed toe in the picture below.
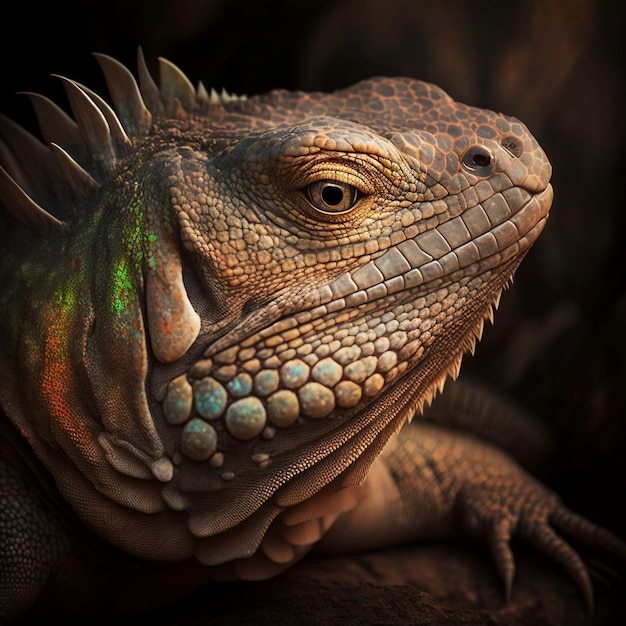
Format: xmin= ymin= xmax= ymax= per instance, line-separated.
xmin=462 ymin=480 xmax=625 ymax=614
xmin=521 ymin=519 xmax=594 ymax=613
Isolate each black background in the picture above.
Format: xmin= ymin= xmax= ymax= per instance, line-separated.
xmin=2 ymin=0 xmax=625 ymax=623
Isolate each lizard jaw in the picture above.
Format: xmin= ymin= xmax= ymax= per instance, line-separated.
xmin=139 ymin=183 xmax=552 ymax=539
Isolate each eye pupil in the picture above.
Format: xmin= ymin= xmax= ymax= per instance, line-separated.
xmin=321 ymin=184 xmax=345 ymax=206
xmin=305 ymin=179 xmax=360 ymax=216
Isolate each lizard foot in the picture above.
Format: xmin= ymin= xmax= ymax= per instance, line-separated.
xmin=458 ymin=469 xmax=626 ymax=613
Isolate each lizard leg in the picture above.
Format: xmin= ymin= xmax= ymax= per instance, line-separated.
xmin=317 ymin=419 xmax=626 ymax=612
xmin=0 ymin=417 xmax=106 ymax=622
xmin=0 ymin=452 xmax=70 ymax=622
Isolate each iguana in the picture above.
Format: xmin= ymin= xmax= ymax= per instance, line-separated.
xmin=0 ymin=50 xmax=623 ymax=622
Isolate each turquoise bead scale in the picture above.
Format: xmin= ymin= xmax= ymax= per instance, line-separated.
xmin=163 ymin=351 xmax=388 ymax=463
xmin=159 ymin=275 xmax=471 ymax=466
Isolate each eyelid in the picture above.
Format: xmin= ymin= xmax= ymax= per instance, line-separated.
xmin=290 ymin=157 xmax=377 ymax=195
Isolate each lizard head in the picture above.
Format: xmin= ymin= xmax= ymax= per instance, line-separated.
xmin=0 ymin=52 xmax=552 ymax=570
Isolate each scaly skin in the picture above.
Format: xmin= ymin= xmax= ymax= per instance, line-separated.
xmin=0 ymin=51 xmax=623 ymax=621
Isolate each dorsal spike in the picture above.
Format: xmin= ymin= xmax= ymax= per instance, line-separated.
xmin=217 ymin=87 xmax=247 ymax=103
xmin=158 ymin=57 xmax=196 ymax=110
xmin=50 ymin=142 xmax=101 ymax=201
xmin=196 ymin=80 xmax=209 ymax=102
xmin=74 ymin=81 xmax=132 ymax=152
xmin=0 ymin=113 xmax=51 ymax=192
xmin=209 ymin=87 xmax=221 ymax=105
xmin=21 ymin=92 xmax=85 ymax=164
xmin=0 ymin=165 xmax=66 ymax=233
xmin=136 ymin=47 xmax=162 ymax=115
xmin=93 ymin=52 xmax=152 ymax=136
xmin=55 ymin=76 xmax=116 ymax=173
xmin=0 ymin=113 xmax=74 ymax=219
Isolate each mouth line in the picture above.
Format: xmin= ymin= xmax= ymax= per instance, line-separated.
xmin=150 ymin=184 xmax=554 ymax=513
xmin=202 ymin=184 xmax=552 ymax=360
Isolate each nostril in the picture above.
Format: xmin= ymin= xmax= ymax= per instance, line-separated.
xmin=462 ymin=146 xmax=493 ymax=174
xmin=501 ymin=136 xmax=523 ymax=158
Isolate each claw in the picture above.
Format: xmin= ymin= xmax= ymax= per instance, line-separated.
xmin=549 ymin=506 xmax=626 ymax=616
xmin=551 ymin=507 xmax=626 ymax=561
xmin=522 ymin=517 xmax=594 ymax=615
xmin=586 ymin=559 xmax=618 ymax=590
xmin=487 ymin=517 xmax=515 ymax=602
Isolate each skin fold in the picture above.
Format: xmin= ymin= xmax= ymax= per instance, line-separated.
xmin=0 ymin=51 xmax=623 ymax=621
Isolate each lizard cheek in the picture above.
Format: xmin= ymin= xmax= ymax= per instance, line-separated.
xmin=159 ymin=340 xmax=405 ymax=470
xmin=145 ymin=245 xmax=201 ymax=363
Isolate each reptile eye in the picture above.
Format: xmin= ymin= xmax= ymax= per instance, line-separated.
xmin=305 ymin=180 xmax=360 ymax=215
xmin=462 ymin=146 xmax=494 ymax=175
